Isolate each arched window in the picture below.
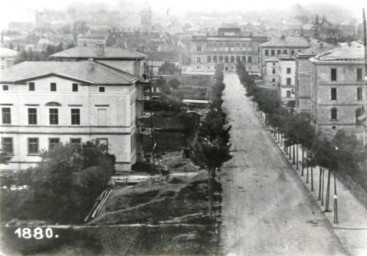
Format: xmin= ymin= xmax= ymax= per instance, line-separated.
xmin=225 ymin=56 xmax=229 ymax=63
xmin=236 ymin=56 xmax=241 ymax=63
xmin=213 ymin=56 xmax=217 ymax=62
xmin=219 ymin=56 xmax=223 ymax=62
xmin=230 ymin=56 xmax=235 ymax=63
xmin=207 ymin=56 xmax=212 ymax=63
xmin=242 ymin=56 xmax=246 ymax=63
xmin=248 ymin=56 xmax=252 ymax=63
xmin=331 ymin=108 xmax=337 ymax=120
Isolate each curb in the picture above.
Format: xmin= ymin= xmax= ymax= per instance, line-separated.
xmin=253 ymin=108 xmax=352 ymax=256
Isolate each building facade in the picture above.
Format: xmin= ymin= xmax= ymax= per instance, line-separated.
xmin=295 ymin=43 xmax=334 ymax=114
xmin=277 ymin=55 xmax=296 ymax=106
xmin=310 ymin=42 xmax=366 ymax=140
xmin=0 ymin=60 xmax=144 ymax=172
xmin=259 ymin=36 xmax=318 ymax=77
xmin=264 ymin=57 xmax=279 ymax=87
xmin=190 ymin=28 xmax=268 ymax=74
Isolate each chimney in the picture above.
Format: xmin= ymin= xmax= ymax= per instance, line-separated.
xmin=95 ymin=43 xmax=105 ymax=57
xmin=88 ymin=58 xmax=94 ymax=71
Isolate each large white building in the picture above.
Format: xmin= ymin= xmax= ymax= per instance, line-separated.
xmin=0 ymin=60 xmax=144 ymax=172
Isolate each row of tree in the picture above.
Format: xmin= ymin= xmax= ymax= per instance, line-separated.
xmin=192 ymin=64 xmax=232 ymax=218
xmin=237 ymin=62 xmax=367 ymax=222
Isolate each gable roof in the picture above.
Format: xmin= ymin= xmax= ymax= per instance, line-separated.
xmin=297 ymin=42 xmax=334 ymax=57
xmin=312 ymin=41 xmax=365 ymax=62
xmin=261 ymin=37 xmax=318 ymax=48
xmin=50 ymin=46 xmax=146 ymax=60
xmin=0 ymin=61 xmax=138 ymax=84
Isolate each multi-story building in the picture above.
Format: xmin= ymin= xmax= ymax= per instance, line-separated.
xmin=77 ymin=35 xmax=107 ymax=47
xmin=277 ymin=55 xmax=296 ymax=106
xmin=295 ymin=43 xmax=333 ymax=113
xmin=310 ymin=41 xmax=366 ymax=140
xmin=259 ymin=36 xmax=318 ymax=77
xmin=190 ymin=28 xmax=268 ymax=74
xmin=264 ymin=57 xmax=279 ymax=87
xmin=0 ymin=57 xmax=146 ymax=172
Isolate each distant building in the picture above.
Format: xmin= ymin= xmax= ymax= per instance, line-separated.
xmin=190 ymin=27 xmax=268 ymax=74
xmin=0 ymin=47 xmax=19 ymax=70
xmin=77 ymin=34 xmax=107 ymax=46
xmin=277 ymin=55 xmax=296 ymax=107
xmin=309 ymin=41 xmax=366 ymax=140
xmin=141 ymin=2 xmax=152 ymax=33
xmin=295 ymin=42 xmax=334 ymax=114
xmin=264 ymin=57 xmax=279 ymax=87
xmin=50 ymin=45 xmax=147 ymax=77
xmin=259 ymin=36 xmax=318 ymax=77
xmin=144 ymin=51 xmax=180 ymax=75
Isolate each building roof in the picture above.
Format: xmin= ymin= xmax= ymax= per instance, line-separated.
xmin=312 ymin=41 xmax=365 ymax=62
xmin=0 ymin=47 xmax=19 ymax=57
xmin=144 ymin=51 xmax=180 ymax=62
xmin=297 ymin=42 xmax=334 ymax=57
xmin=50 ymin=46 xmax=146 ymax=60
xmin=261 ymin=36 xmax=318 ymax=48
xmin=0 ymin=61 xmax=138 ymax=84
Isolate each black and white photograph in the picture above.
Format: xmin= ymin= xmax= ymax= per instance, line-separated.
xmin=0 ymin=0 xmax=367 ymax=255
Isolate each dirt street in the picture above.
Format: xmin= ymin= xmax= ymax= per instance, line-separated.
xmin=220 ymin=72 xmax=348 ymax=256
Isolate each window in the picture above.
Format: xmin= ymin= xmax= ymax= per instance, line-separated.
xmin=356 ymin=108 xmax=364 ymax=125
xmin=230 ymin=56 xmax=235 ymax=63
xmin=286 ymin=90 xmax=291 ymax=98
xmin=331 ymin=88 xmax=337 ymax=100
xmin=331 ymin=108 xmax=337 ymax=120
xmin=49 ymin=138 xmax=60 ymax=150
xmin=28 ymin=138 xmax=39 ymax=155
xmin=272 ymin=79 xmax=275 ymax=82
xmin=225 ymin=56 xmax=229 ymax=63
xmin=50 ymin=83 xmax=57 ymax=91
xmin=197 ymin=57 xmax=201 ymax=63
xmin=2 ymin=85 xmax=9 ymax=91
xmin=331 ymin=68 xmax=337 ymax=81
xmin=72 ymin=83 xmax=78 ymax=92
xmin=248 ymin=56 xmax=252 ymax=63
xmin=70 ymin=138 xmax=81 ymax=147
xmin=286 ymin=78 xmax=291 ymax=85
xmin=197 ymin=46 xmax=201 ymax=52
xmin=357 ymin=68 xmax=363 ymax=81
xmin=242 ymin=56 xmax=246 ymax=62
xmin=283 ymin=50 xmax=288 ymax=54
xmin=71 ymin=109 xmax=80 ymax=125
xmin=277 ymin=50 xmax=281 ymax=55
xmin=271 ymin=50 xmax=275 ymax=56
xmin=291 ymin=50 xmax=295 ymax=55
xmin=49 ymin=108 xmax=58 ymax=125
xmin=272 ymin=69 xmax=276 ymax=74
xmin=357 ymin=87 xmax=363 ymax=100
xmin=28 ymin=108 xmax=37 ymax=125
xmin=207 ymin=56 xmax=211 ymax=63
xmin=29 ymin=82 xmax=35 ymax=91
xmin=265 ymin=50 xmax=269 ymax=56
xmin=213 ymin=56 xmax=217 ymax=62
xmin=286 ymin=68 xmax=291 ymax=74
xmin=1 ymin=137 xmax=13 ymax=154
xmin=2 ymin=108 xmax=11 ymax=124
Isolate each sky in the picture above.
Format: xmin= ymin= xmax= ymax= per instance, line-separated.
xmin=0 ymin=0 xmax=366 ymax=28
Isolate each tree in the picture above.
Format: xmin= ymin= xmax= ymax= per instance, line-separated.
xmin=168 ymin=78 xmax=181 ymax=89
xmin=159 ymin=61 xmax=179 ymax=75
xmin=17 ymin=141 xmax=115 ymax=223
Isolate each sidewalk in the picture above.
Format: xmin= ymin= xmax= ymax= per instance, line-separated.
xmin=256 ymin=110 xmax=367 ymax=256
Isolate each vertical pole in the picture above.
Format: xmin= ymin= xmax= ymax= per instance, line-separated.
xmin=311 ymin=167 xmax=314 ymax=192
xmin=334 ymin=173 xmax=338 ymax=223
xmin=321 ymin=168 xmax=325 ymax=205
xmin=318 ymin=168 xmax=322 ymax=200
